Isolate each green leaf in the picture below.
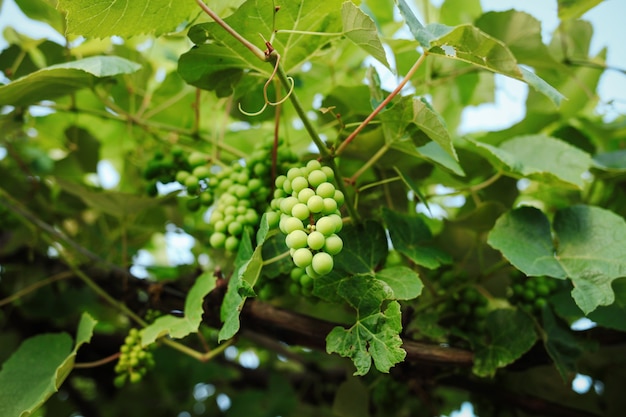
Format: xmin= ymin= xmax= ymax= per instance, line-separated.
xmin=396 ymin=0 xmax=436 ymax=47
xmin=341 ymin=2 xmax=390 ymax=69
xmin=375 ymin=266 xmax=423 ymax=300
xmin=141 ymin=271 xmax=217 ymax=345
xmin=466 ymin=135 xmax=593 ymax=188
xmin=381 ymin=96 xmax=457 ymax=162
xmin=0 ymin=312 xmax=96 ymax=417
xmin=396 ymin=1 xmax=565 ymax=106
xmin=15 ymin=0 xmax=65 ymax=34
xmin=57 ymin=0 xmax=198 ymax=37
xmin=541 ymin=307 xmax=587 ymax=380
xmin=219 ymin=229 xmax=264 ymax=341
xmin=586 ymin=278 xmax=626 ymax=332
xmin=0 ymin=56 xmax=141 ymax=106
xmin=181 ymin=0 xmax=344 ymax=90
xmin=472 ymin=309 xmax=537 ymax=377
xmin=558 ymin=0 xmax=604 ymax=20
xmin=488 ymin=205 xmax=626 ymax=314
xmin=327 ymin=301 xmax=406 ymax=375
xmin=382 ymin=208 xmax=452 ymax=269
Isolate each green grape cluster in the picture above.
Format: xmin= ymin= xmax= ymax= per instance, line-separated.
xmin=269 ymin=160 xmax=345 ymax=280
xmin=113 ymin=328 xmax=155 ymax=387
xmin=205 ymin=162 xmax=270 ymax=251
xmin=143 ymin=147 xmax=190 ymax=197
xmin=436 ymin=270 xmax=489 ymax=333
xmin=509 ymin=274 xmax=559 ymax=314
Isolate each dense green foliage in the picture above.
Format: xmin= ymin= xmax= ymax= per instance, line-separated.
xmin=1 ymin=0 xmax=625 ymax=416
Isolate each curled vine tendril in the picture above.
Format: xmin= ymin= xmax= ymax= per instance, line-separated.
xmin=238 ymin=51 xmax=295 ymax=116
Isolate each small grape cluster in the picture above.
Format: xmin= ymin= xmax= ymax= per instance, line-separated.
xmin=268 ymin=160 xmax=345 ymax=280
xmin=143 ymin=148 xmax=191 ymax=197
xmin=509 ymin=274 xmax=559 ymax=314
xmin=436 ymin=271 xmax=489 ymax=333
xmin=205 ymin=162 xmax=270 ymax=251
xmin=113 ymin=328 xmax=155 ymax=388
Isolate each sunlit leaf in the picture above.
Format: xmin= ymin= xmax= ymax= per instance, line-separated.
xmin=0 ymin=56 xmax=141 ymax=106
xmin=341 ymin=2 xmax=390 ymax=68
xmin=0 ymin=313 xmax=96 ymax=417
xmin=57 ymin=0 xmax=198 ymax=37
xmin=141 ymin=271 xmax=217 ymax=345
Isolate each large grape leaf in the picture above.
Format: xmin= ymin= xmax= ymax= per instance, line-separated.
xmin=341 ymin=1 xmax=390 ymax=69
xmin=465 ymin=135 xmax=593 ymax=189
xmin=0 ymin=313 xmax=96 ymax=417
xmin=488 ymin=205 xmax=626 ymax=314
xmin=180 ymin=0 xmax=344 ymax=90
xmin=472 ymin=309 xmax=536 ymax=377
xmin=396 ymin=0 xmax=564 ymax=107
xmin=317 ymin=222 xmax=422 ymax=374
xmin=141 ymin=271 xmax=217 ymax=345
xmin=327 ymin=301 xmax=406 ymax=376
xmin=0 ymin=56 xmax=141 ymax=107
xmin=219 ymin=229 xmax=264 ymax=341
xmin=57 ymin=0 xmax=198 ymax=37
xmin=382 ymin=208 xmax=452 ymax=269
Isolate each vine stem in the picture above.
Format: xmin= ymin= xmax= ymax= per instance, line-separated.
xmin=272 ymin=58 xmax=361 ymax=224
xmin=195 ymin=0 xmax=266 ymax=61
xmin=349 ymin=143 xmax=390 ymax=183
xmin=0 ymin=270 xmax=75 ymax=307
xmin=335 ymin=52 xmax=429 ymax=156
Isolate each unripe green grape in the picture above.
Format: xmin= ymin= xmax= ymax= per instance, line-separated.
xmin=275 ymin=175 xmax=287 ymax=189
xmin=114 ymin=374 xmax=127 ymax=388
xmin=323 ymin=234 xmax=343 ymax=255
xmin=290 ymin=267 xmax=305 ymax=281
xmin=129 ymin=372 xmax=142 ymax=384
xmin=315 ymin=216 xmax=336 ymax=236
xmin=192 ymin=165 xmax=211 ymax=179
xmin=248 ymin=178 xmax=262 ymax=192
xmin=286 ymin=230 xmax=308 ymax=249
xmin=306 ymin=159 xmax=322 ymax=172
xmin=308 ymin=169 xmax=327 ymax=187
xmin=200 ymin=192 xmax=213 ymax=206
xmin=225 ymin=236 xmax=239 ymax=252
xmin=307 ymin=195 xmax=324 ymax=213
xmin=316 ymin=182 xmax=335 ymax=198
xmin=244 ymin=209 xmax=259 ymax=225
xmin=227 ymin=221 xmax=243 ymax=236
xmin=321 ymin=198 xmax=338 ymax=214
xmin=213 ymin=220 xmax=227 ymax=233
xmin=188 ymin=152 xmax=206 ymax=168
xmin=297 ymin=188 xmax=316 ymax=204
xmin=312 ymin=252 xmax=334 ymax=275
xmin=266 ymin=211 xmax=280 ymax=228
xmin=293 ymin=248 xmax=313 ymax=268
xmin=210 ymin=232 xmax=226 ymax=248
xmin=305 ymin=265 xmax=321 ymax=279
xmin=291 ymin=203 xmax=310 ymax=221
xmin=283 ymin=179 xmax=293 ymax=194
xmin=300 ymin=273 xmax=314 ymax=289
xmin=185 ymin=175 xmax=200 ymax=194
xmin=328 ymin=214 xmax=343 ymax=232
xmin=280 ymin=196 xmax=299 ymax=215
xmin=333 ymin=190 xmax=345 ymax=206
xmin=287 ymin=167 xmax=303 ymax=181
xmin=291 ymin=176 xmax=309 ymax=193
xmin=321 ymin=166 xmax=334 ymax=181
xmin=307 ymin=231 xmax=325 ymax=251
xmin=280 ymin=216 xmax=303 ymax=234
xmin=176 ymin=170 xmax=190 ymax=184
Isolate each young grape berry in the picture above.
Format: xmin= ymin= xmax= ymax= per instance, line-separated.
xmin=269 ymin=160 xmax=344 ymax=281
